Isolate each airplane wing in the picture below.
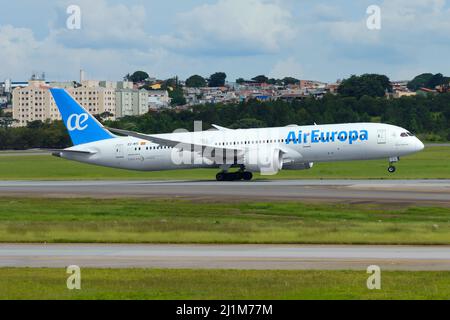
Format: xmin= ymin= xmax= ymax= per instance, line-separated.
xmin=107 ymin=127 xmax=243 ymax=160
xmin=107 ymin=127 xmax=296 ymax=163
xmin=107 ymin=128 xmax=182 ymax=148
xmin=212 ymin=124 xmax=233 ymax=131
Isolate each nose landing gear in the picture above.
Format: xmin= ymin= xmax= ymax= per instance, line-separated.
xmin=388 ymin=166 xmax=396 ymax=173
xmin=388 ymin=157 xmax=399 ymax=174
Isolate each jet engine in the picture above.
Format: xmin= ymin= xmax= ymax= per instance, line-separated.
xmin=243 ymin=148 xmax=284 ymax=175
xmin=283 ymin=161 xmax=314 ymax=170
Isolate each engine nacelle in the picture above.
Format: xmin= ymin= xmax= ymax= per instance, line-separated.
xmin=283 ymin=161 xmax=314 ymax=171
xmin=243 ymin=148 xmax=283 ymax=175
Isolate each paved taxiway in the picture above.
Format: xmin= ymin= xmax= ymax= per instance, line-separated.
xmin=0 ymin=180 xmax=449 ymax=204
xmin=1 ymin=244 xmax=449 ymax=271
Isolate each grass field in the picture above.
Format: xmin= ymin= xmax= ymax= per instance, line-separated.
xmin=0 ymin=146 xmax=449 ymax=180
xmin=0 ymin=198 xmax=449 ymax=244
xmin=0 ymin=268 xmax=449 ymax=300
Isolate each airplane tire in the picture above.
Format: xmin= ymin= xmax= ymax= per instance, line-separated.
xmin=216 ymin=173 xmax=226 ymax=181
xmin=228 ymin=173 xmax=240 ymax=181
xmin=242 ymin=172 xmax=253 ymax=181
xmin=225 ymin=174 xmax=234 ymax=181
xmin=388 ymin=166 xmax=396 ymax=173
xmin=217 ymin=172 xmax=252 ymax=181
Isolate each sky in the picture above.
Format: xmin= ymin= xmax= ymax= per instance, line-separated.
xmin=0 ymin=0 xmax=449 ymax=83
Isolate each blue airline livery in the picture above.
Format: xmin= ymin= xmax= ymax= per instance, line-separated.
xmin=286 ymin=129 xmax=369 ymax=145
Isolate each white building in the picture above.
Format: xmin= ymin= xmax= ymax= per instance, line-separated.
xmin=116 ymin=89 xmax=149 ymax=117
xmin=148 ymin=90 xmax=171 ymax=110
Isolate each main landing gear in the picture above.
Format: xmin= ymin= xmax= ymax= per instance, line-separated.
xmin=388 ymin=157 xmax=399 ymax=174
xmin=216 ymin=171 xmax=253 ymax=181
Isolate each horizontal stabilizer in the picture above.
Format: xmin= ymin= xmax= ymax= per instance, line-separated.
xmin=44 ymin=149 xmax=97 ymax=157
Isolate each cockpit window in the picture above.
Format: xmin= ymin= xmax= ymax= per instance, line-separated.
xmin=400 ymin=132 xmax=409 ymax=137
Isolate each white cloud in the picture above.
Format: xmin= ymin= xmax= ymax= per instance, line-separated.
xmin=269 ymin=57 xmax=303 ymax=79
xmin=381 ymin=0 xmax=450 ymax=37
xmin=0 ymin=25 xmax=41 ymax=78
xmin=50 ymin=0 xmax=153 ymax=49
xmin=327 ymin=0 xmax=450 ymax=43
xmin=161 ymin=0 xmax=296 ymax=55
xmin=1 ymin=0 xmax=450 ymax=83
xmin=0 ymin=24 xmax=169 ymax=81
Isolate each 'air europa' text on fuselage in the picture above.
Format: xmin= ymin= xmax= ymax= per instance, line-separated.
xmin=286 ymin=129 xmax=369 ymax=145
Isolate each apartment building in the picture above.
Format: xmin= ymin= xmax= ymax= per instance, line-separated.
xmin=70 ymin=81 xmax=116 ymax=117
xmin=13 ymin=80 xmax=59 ymax=126
xmin=12 ymin=79 xmax=130 ymax=126
xmin=148 ymin=90 xmax=171 ymax=110
xmin=116 ymin=89 xmax=149 ymax=117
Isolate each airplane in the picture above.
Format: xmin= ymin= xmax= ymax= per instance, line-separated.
xmin=49 ymin=88 xmax=425 ymax=181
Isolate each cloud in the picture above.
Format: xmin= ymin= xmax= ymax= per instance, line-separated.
xmin=0 ymin=25 xmax=41 ymax=78
xmin=321 ymin=0 xmax=450 ymax=45
xmin=269 ymin=57 xmax=303 ymax=79
xmin=1 ymin=0 xmax=450 ymax=83
xmin=50 ymin=0 xmax=153 ymax=49
xmin=0 ymin=23 xmax=170 ymax=81
xmin=161 ymin=0 xmax=296 ymax=56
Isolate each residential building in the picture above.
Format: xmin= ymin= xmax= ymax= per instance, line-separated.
xmin=13 ymin=79 xmax=60 ymax=126
xmin=12 ymin=78 xmax=121 ymax=127
xmin=393 ymin=90 xmax=417 ymax=98
xmin=299 ymin=80 xmax=327 ymax=90
xmin=116 ymin=89 xmax=149 ymax=117
xmin=70 ymin=80 xmax=116 ymax=117
xmin=148 ymin=90 xmax=171 ymax=110
xmin=416 ymin=87 xmax=438 ymax=96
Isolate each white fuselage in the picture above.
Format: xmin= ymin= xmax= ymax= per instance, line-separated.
xmin=59 ymin=123 xmax=424 ymax=172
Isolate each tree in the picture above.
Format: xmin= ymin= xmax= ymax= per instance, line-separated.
xmin=252 ymin=75 xmax=269 ymax=84
xmin=407 ymin=73 xmax=450 ymax=91
xmin=209 ymin=72 xmax=227 ymax=87
xmin=94 ymin=111 xmax=115 ymax=122
xmin=428 ymin=73 xmax=449 ymax=89
xmin=230 ymin=118 xmax=266 ymax=129
xmin=169 ymin=87 xmax=186 ymax=106
xmin=236 ymin=78 xmax=246 ymax=84
xmin=0 ymin=117 xmax=17 ymax=129
xmin=282 ymin=77 xmax=300 ymax=85
xmin=126 ymin=71 xmax=149 ymax=83
xmin=338 ymin=74 xmax=392 ymax=99
xmin=186 ymin=75 xmax=207 ymax=88
xmin=407 ymin=73 xmax=434 ymax=91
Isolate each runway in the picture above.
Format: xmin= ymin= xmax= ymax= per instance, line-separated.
xmin=0 ymin=180 xmax=449 ymax=204
xmin=1 ymin=244 xmax=449 ymax=271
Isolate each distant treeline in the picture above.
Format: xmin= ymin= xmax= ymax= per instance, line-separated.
xmin=1 ymin=92 xmax=449 ymax=150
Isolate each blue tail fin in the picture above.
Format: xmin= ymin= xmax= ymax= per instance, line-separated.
xmin=50 ymin=88 xmax=115 ymax=146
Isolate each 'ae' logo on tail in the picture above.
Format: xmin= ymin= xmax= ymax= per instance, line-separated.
xmin=67 ymin=113 xmax=89 ymax=131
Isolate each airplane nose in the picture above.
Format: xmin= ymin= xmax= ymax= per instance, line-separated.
xmin=416 ymin=139 xmax=425 ymax=152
